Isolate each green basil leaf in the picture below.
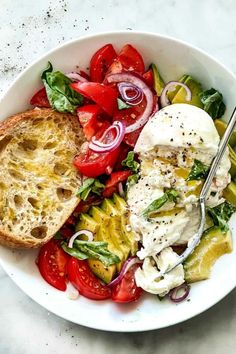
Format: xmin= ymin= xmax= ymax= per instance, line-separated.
xmin=61 ymin=243 xmax=88 ymax=259
xmin=41 ymin=62 xmax=83 ymax=114
xmin=122 ymin=151 xmax=140 ymax=173
xmin=199 ymin=88 xmax=226 ymax=119
xmin=54 ymin=231 xmax=63 ymax=240
xmin=92 ymin=179 xmax=106 ymax=196
xmin=142 ymin=189 xmax=179 ymax=218
xmin=186 ymin=159 xmax=209 ymax=181
xmin=117 ymin=98 xmax=131 ymax=110
xmin=207 ymin=201 xmax=236 ymax=233
xmin=62 ymin=240 xmax=120 ymax=266
xmin=127 ymin=173 xmax=140 ymax=188
xmin=77 ymin=178 xmax=105 ymax=201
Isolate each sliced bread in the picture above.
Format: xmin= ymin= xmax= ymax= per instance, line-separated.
xmin=0 ymin=108 xmax=85 ymax=248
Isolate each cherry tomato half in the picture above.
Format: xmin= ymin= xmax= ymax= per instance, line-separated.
xmin=30 ymin=87 xmax=50 ymax=108
xmin=71 ymin=82 xmax=118 ymax=117
xmin=67 ymin=258 xmax=111 ymax=300
xmin=103 ymin=170 xmax=132 ymax=197
xmin=107 ymin=44 xmax=145 ymax=75
xmin=37 ymin=239 xmax=69 ymax=291
xmin=111 ymin=263 xmax=143 ymax=303
xmin=73 ymin=124 xmax=120 ymax=178
xmin=90 ymin=44 xmax=117 ymax=83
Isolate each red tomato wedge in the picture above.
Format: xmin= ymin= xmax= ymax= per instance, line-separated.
xmin=71 ymin=82 xmax=118 ymax=117
xmin=90 ymin=44 xmax=117 ymax=82
xmin=113 ymin=98 xmax=147 ymax=147
xmin=67 ymin=258 xmax=111 ymax=300
xmin=30 ymin=87 xmax=50 ymax=108
xmin=77 ymin=104 xmax=109 ymax=140
xmin=103 ymin=170 xmax=132 ymax=197
xmin=37 ymin=239 xmax=69 ymax=291
xmin=107 ymin=44 xmax=145 ymax=75
xmin=143 ymin=68 xmax=154 ymax=88
xmin=111 ymin=263 xmax=143 ymax=303
xmin=73 ymin=123 xmax=120 ymax=178
xmin=113 ymin=143 xmax=131 ymax=171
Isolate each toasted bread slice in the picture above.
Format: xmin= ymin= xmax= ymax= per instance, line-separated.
xmin=0 ymin=108 xmax=85 ymax=248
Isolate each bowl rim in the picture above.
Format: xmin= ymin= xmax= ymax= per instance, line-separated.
xmin=0 ymin=30 xmax=235 ymax=332
xmin=1 ymin=30 xmax=236 ymax=103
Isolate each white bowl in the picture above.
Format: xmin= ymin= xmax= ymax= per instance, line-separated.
xmin=0 ymin=31 xmax=235 ymax=332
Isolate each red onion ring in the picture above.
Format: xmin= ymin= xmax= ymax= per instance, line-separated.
xmin=107 ymin=73 xmax=154 ymax=134
xmin=89 ymin=121 xmax=125 ymax=153
xmin=168 ymin=283 xmax=190 ymax=303
xmin=108 ymin=256 xmax=142 ymax=287
xmin=118 ymin=182 xmax=125 ymax=198
xmin=66 ymin=72 xmax=88 ymax=82
xmin=68 ymin=230 xmax=94 ymax=248
xmin=160 ymin=81 xmax=192 ymax=108
xmin=66 ymin=282 xmax=79 ymax=300
xmin=117 ymin=82 xmax=144 ymax=106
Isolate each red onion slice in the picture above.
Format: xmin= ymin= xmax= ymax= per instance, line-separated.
xmin=160 ymin=81 xmax=192 ymax=108
xmin=117 ymin=82 xmax=144 ymax=106
xmin=66 ymin=282 xmax=79 ymax=300
xmin=66 ymin=72 xmax=88 ymax=82
xmin=118 ymin=182 xmax=125 ymax=198
xmin=168 ymin=283 xmax=190 ymax=303
xmin=89 ymin=121 xmax=125 ymax=153
xmin=68 ymin=230 xmax=94 ymax=248
xmin=107 ymin=73 xmax=154 ymax=134
xmin=108 ymin=256 xmax=142 ymax=287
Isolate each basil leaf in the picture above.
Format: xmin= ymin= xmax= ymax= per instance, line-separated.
xmin=142 ymin=189 xmax=179 ymax=218
xmin=117 ymin=98 xmax=131 ymax=110
xmin=122 ymin=151 xmax=140 ymax=173
xmin=77 ymin=178 xmax=105 ymax=201
xmin=62 ymin=240 xmax=120 ymax=266
xmin=186 ymin=159 xmax=209 ymax=181
xmin=41 ymin=62 xmax=83 ymax=114
xmin=207 ymin=201 xmax=236 ymax=233
xmin=54 ymin=231 xmax=63 ymax=240
xmin=199 ymin=88 xmax=226 ymax=119
xmin=127 ymin=173 xmax=140 ymax=187
xmin=61 ymin=243 xmax=88 ymax=259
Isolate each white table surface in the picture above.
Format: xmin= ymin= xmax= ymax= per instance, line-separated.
xmin=0 ymin=0 xmax=236 ymax=353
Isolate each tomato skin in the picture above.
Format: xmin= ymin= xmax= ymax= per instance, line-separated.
xmin=77 ymin=104 xmax=109 ymax=140
xmin=71 ymin=82 xmax=118 ymax=117
xmin=79 ymin=70 xmax=90 ymax=81
xmin=90 ymin=44 xmax=117 ymax=83
xmin=30 ymin=87 xmax=50 ymax=107
xmin=73 ymin=145 xmax=120 ymax=178
xmin=67 ymin=258 xmax=111 ymax=300
xmin=107 ymin=44 xmax=145 ymax=75
xmin=114 ymin=143 xmax=131 ymax=171
xmin=113 ymin=99 xmax=147 ymax=147
xmin=103 ymin=170 xmax=132 ymax=197
xmin=73 ymin=122 xmax=120 ymax=178
xmin=37 ymin=239 xmax=69 ymax=291
xmin=111 ymin=264 xmax=143 ymax=303
xmin=106 ymin=170 xmax=132 ymax=188
xmin=143 ymin=68 xmax=154 ymax=88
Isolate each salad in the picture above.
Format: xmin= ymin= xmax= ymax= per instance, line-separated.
xmin=31 ymin=43 xmax=236 ymax=303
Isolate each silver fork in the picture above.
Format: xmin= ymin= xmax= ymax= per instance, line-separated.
xmin=162 ymin=107 xmax=236 ymax=275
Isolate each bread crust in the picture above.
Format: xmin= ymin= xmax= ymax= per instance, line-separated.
xmin=0 ymin=108 xmax=85 ymax=249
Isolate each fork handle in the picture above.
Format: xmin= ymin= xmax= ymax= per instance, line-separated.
xmin=200 ymin=107 xmax=236 ymax=200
